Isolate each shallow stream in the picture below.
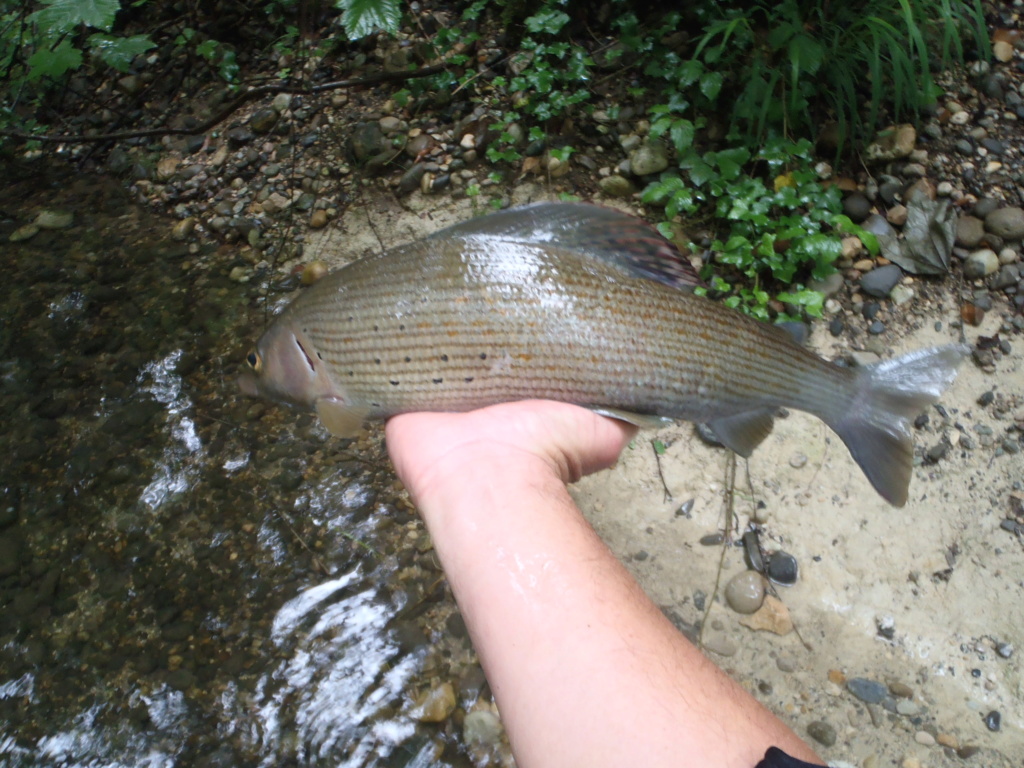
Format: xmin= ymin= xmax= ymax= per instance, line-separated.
xmin=0 ymin=170 xmax=494 ymax=767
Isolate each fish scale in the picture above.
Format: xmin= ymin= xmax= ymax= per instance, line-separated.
xmin=240 ymin=202 xmax=966 ymax=506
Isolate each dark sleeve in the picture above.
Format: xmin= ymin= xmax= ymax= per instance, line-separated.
xmin=755 ymin=746 xmax=829 ymax=768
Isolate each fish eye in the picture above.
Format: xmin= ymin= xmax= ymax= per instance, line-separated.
xmin=246 ymin=350 xmax=262 ymax=371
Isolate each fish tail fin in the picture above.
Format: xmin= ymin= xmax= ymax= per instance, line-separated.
xmin=829 ymin=344 xmax=968 ymax=507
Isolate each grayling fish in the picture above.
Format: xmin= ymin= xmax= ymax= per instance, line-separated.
xmin=239 ymin=202 xmax=966 ymax=506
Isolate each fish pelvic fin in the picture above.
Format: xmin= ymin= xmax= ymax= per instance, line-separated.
xmin=589 ymin=406 xmax=675 ymax=430
xmin=315 ymin=398 xmax=371 ymax=438
xmin=830 ymin=344 xmax=968 ymax=507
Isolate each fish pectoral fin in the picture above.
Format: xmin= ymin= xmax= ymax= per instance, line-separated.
xmin=706 ymin=409 xmax=776 ymax=457
xmin=589 ymin=407 xmax=674 ymax=430
xmin=315 ymin=398 xmax=371 ymax=438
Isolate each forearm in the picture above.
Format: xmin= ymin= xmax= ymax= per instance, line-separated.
xmin=406 ymin=449 xmax=822 ymax=768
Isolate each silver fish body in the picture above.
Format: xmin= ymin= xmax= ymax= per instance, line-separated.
xmin=240 ymin=203 xmax=965 ymax=506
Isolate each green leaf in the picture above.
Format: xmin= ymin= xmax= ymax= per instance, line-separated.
xmin=525 ymin=9 xmax=569 ymax=35
xmin=653 ymin=439 xmax=666 ymax=456
xmin=669 ymin=119 xmax=694 ymax=154
xmin=338 ymin=0 xmax=401 ymax=40
xmin=699 ymin=71 xmax=723 ymax=101
xmin=28 ymin=39 xmax=82 ymax=79
xmin=31 ymin=0 xmax=119 ymax=34
xmin=89 ymin=33 xmax=156 ymax=72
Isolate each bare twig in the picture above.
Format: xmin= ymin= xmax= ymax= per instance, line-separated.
xmin=1 ymin=64 xmax=448 ymax=144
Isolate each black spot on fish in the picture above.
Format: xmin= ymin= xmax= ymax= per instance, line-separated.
xmin=404 ymin=356 xmax=411 ymax=363
xmin=399 ymin=324 xmax=405 ymax=331
xmin=464 ymin=377 xmax=474 ymax=383
xmin=316 ymin=351 xmax=323 ymax=360
xmin=440 ymin=354 xmax=449 ymax=362
xmin=390 ymin=380 xmax=400 ymax=386
xmin=374 ymin=325 xmax=379 ymax=332
xmin=347 ymin=316 xmax=353 ymax=322
xmin=348 ymin=371 xmax=354 ymax=377
xmin=374 ymin=358 xmax=381 ymax=365
xmin=432 ymin=378 xmax=443 ymax=384
xmin=372 ymin=402 xmax=380 ymax=407
xmin=479 ymin=352 xmax=487 ymax=360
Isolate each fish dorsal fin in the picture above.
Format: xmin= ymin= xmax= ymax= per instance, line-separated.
xmin=706 ymin=409 xmax=776 ymax=457
xmin=432 ymin=202 xmax=704 ymax=291
xmin=315 ymin=398 xmax=371 ymax=438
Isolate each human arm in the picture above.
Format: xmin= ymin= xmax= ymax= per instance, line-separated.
xmin=385 ymin=401 xmax=823 ymax=768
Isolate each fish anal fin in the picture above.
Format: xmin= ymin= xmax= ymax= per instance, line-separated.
xmin=589 ymin=407 xmax=675 ymax=430
xmin=315 ymin=398 xmax=371 ymax=438
xmin=706 ymin=409 xmax=776 ymax=457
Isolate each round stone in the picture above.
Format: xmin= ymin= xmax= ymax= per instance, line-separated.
xmin=847 ymin=677 xmax=888 ymax=704
xmin=955 ymin=215 xmax=985 ymax=248
xmin=724 ymin=570 xmax=767 ymax=614
xmin=806 ymin=720 xmax=837 ymax=747
xmin=860 ymin=264 xmax=903 ymax=297
xmin=985 ymin=207 xmax=1024 ymax=239
xmin=964 ymin=249 xmax=999 ymax=279
xmin=843 ymin=192 xmax=872 ymax=222
xmin=767 ymin=551 xmax=799 ymax=586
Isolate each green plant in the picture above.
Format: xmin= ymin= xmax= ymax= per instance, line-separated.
xmin=643 ymin=138 xmax=877 ymax=321
xmin=624 ymin=0 xmax=988 ymax=148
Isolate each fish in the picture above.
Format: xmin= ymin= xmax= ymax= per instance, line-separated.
xmin=239 ymin=201 xmax=966 ymax=506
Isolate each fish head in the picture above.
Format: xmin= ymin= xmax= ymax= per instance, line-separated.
xmin=238 ymin=319 xmax=333 ymax=407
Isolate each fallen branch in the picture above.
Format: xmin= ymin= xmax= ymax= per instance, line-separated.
xmin=0 ymin=63 xmax=448 ymax=145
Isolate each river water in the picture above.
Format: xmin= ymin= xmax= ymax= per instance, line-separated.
xmin=0 ymin=170 xmax=502 ymax=767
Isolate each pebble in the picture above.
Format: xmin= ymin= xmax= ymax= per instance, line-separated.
xmin=806 ymin=721 xmax=837 ymax=747
xmin=599 ymin=174 xmax=636 ymax=198
xmin=888 ymin=681 xmax=913 ymax=698
xmin=843 ymin=192 xmax=872 ymax=222
xmin=897 ymin=699 xmax=921 ymax=716
xmin=776 ymin=655 xmax=797 ymax=673
xmin=914 ymin=731 xmax=935 ymax=747
xmin=808 ymin=272 xmax=845 ymax=296
xmin=901 ymin=757 xmax=922 ymax=768
xmin=463 ymin=710 xmax=503 ymax=747
xmin=628 ymin=140 xmax=669 ymax=176
xmin=936 ymin=733 xmax=958 ymax=749
xmin=301 ymin=260 xmax=328 ymax=285
xmin=702 ymin=633 xmax=738 ymax=657
xmin=887 ymin=204 xmax=908 ymax=226
xmin=724 ymin=570 xmax=767 ymax=614
xmin=847 ymin=677 xmax=888 ymax=704
xmin=964 ymin=249 xmax=999 ymax=278
xmin=860 ymin=264 xmax=903 ymax=297
xmin=8 ymin=223 xmax=39 ymax=242
xmin=867 ymin=320 xmax=885 ymax=335
xmin=34 ymin=209 xmax=74 ymax=229
xmin=309 ymin=209 xmax=328 ymax=228
xmin=767 ymin=551 xmax=799 ymax=586
xmin=955 ymin=215 xmax=985 ymax=247
xmin=984 ymin=710 xmax=1001 ymax=731
xmin=412 ymin=682 xmax=457 ymax=722
xmin=985 ymin=207 xmax=1024 ymax=239
xmin=249 ymin=107 xmax=278 ymax=134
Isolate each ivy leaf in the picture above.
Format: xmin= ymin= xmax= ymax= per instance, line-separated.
xmin=88 ymin=33 xmax=156 ymax=72
xmin=28 ymin=39 xmax=82 ymax=79
xmin=525 ymin=9 xmax=569 ymax=35
xmin=699 ymin=71 xmax=723 ymax=101
xmin=30 ymin=0 xmax=119 ymax=34
xmin=338 ymin=0 xmax=401 ymax=40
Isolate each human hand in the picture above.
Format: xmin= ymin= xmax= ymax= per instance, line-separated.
xmin=384 ymin=401 xmax=638 ymax=502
